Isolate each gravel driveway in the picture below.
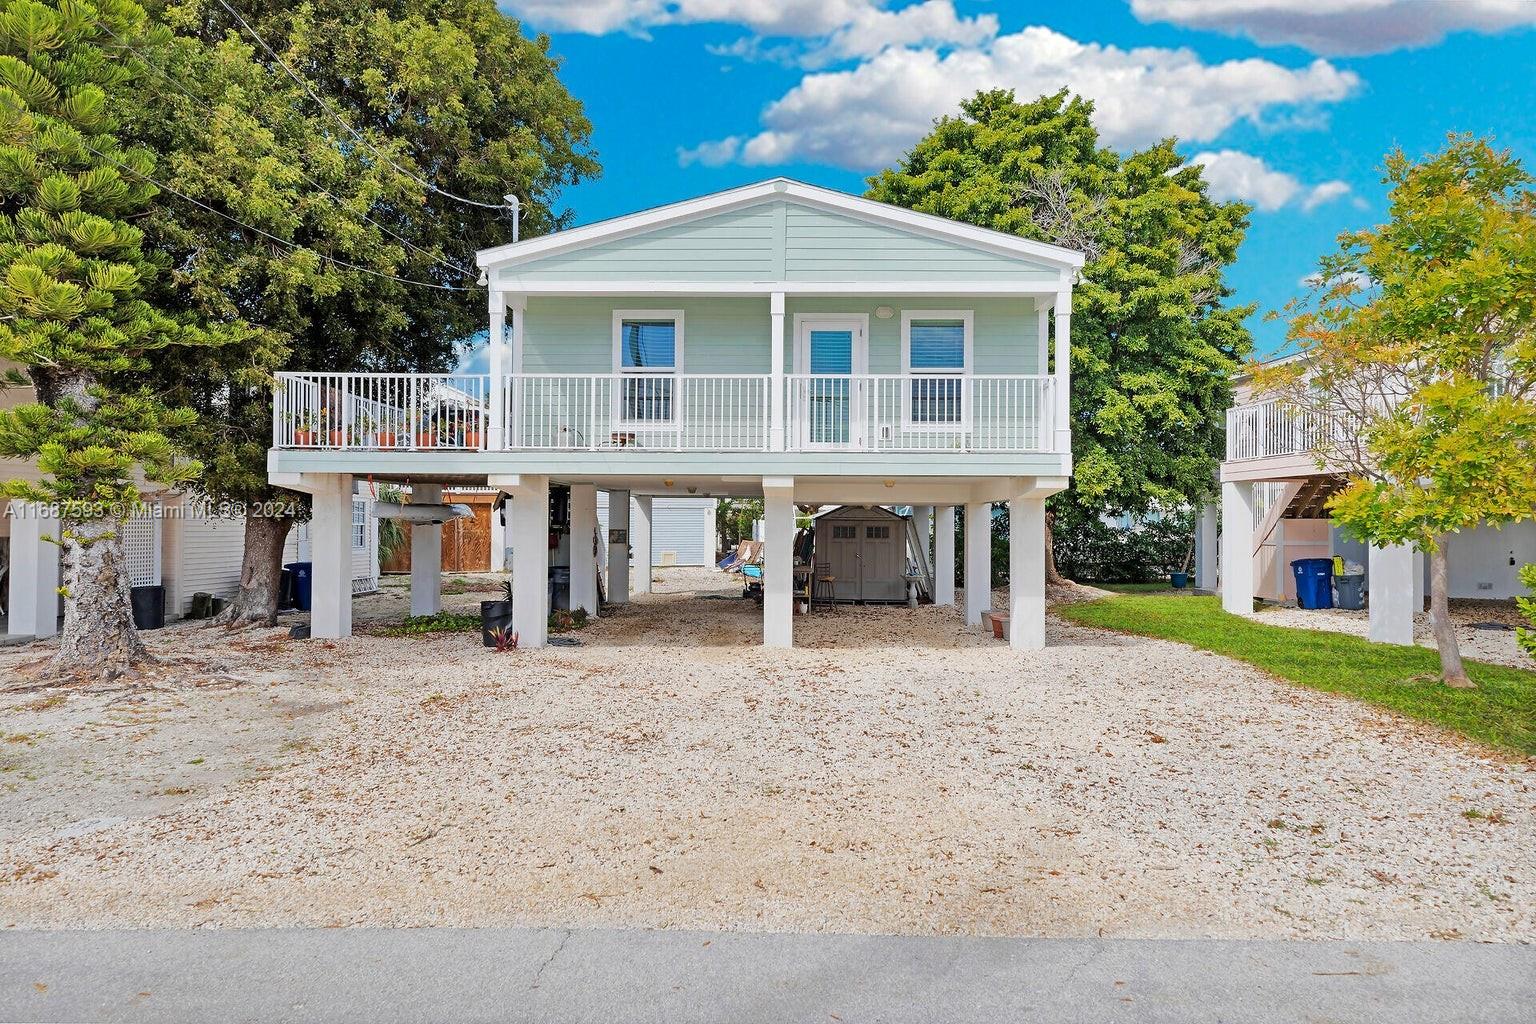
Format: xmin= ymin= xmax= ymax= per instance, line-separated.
xmin=1 ymin=568 xmax=1531 ymax=941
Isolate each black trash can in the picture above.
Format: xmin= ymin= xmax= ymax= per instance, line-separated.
xmin=278 ymin=567 xmax=296 ymax=611
xmin=1335 ymin=574 xmax=1366 ymax=610
xmin=481 ymin=600 xmax=515 ymax=647
xmin=130 ymin=584 xmax=166 ymax=630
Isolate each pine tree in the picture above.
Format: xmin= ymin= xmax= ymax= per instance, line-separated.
xmin=0 ymin=0 xmax=232 ymax=676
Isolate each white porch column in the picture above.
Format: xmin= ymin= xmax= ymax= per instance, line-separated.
xmin=1052 ymin=289 xmax=1072 ymax=455
xmin=6 ymin=501 xmax=60 ymax=638
xmin=506 ymin=293 xmax=527 ymax=448
xmin=934 ymin=505 xmax=956 ymax=607
xmin=607 ymin=489 xmax=630 ymax=603
xmin=311 ymin=474 xmax=355 ymax=639
xmin=1009 ymin=495 xmax=1047 ymax=650
xmin=409 ymin=482 xmax=443 ymax=617
xmin=633 ymin=495 xmax=653 ymax=595
xmin=1196 ymin=502 xmax=1219 ymax=591
xmin=762 ymin=478 xmax=794 ymax=648
xmin=487 ymin=291 xmax=505 ymax=449
xmin=770 ymin=291 xmax=786 ymax=451
xmin=509 ymin=475 xmax=550 ymax=648
xmin=569 ymin=484 xmax=599 ymax=616
xmin=1368 ymin=542 xmax=1416 ymax=646
xmin=489 ymin=496 xmax=507 ymax=573
xmin=1220 ymin=481 xmax=1256 ymax=616
xmin=964 ymin=501 xmax=991 ymax=626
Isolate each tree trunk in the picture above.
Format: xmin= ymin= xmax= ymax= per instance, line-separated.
xmin=52 ymin=513 xmax=149 ymax=678
xmin=215 ymin=513 xmax=296 ymax=627
xmin=1044 ymin=509 xmax=1068 ymax=585
xmin=1428 ymin=541 xmax=1473 ymax=688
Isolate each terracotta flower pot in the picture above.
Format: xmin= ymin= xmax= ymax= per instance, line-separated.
xmin=292 ymin=429 xmax=315 ymax=446
xmin=328 ymin=429 xmax=347 ymax=446
xmin=376 ymin=431 xmax=397 ymax=448
xmin=991 ymin=612 xmax=1009 ymax=640
xmin=462 ymin=430 xmax=482 ymax=449
xmin=415 ymin=430 xmax=436 ymax=447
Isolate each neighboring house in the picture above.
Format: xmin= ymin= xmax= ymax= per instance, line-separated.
xmin=1205 ymin=359 xmax=1536 ymax=644
xmin=268 ymin=178 xmax=1083 ymax=648
xmin=1 ymin=361 xmax=380 ymax=636
xmin=283 ymin=482 xmax=381 ymax=596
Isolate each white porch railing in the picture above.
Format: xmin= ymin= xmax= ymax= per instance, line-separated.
xmin=786 ymin=374 xmax=1055 ymax=452
xmin=507 ymin=373 xmax=772 ymax=451
xmin=273 ymin=372 xmax=1058 ymax=454
xmin=1225 ymin=399 xmax=1338 ymax=461
xmin=273 ymin=373 xmax=492 ymax=449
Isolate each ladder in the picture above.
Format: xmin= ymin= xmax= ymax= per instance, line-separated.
xmin=905 ymin=515 xmax=934 ymax=603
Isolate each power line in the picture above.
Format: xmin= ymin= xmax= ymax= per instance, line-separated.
xmin=213 ymin=0 xmax=513 ymax=213
xmin=82 ymin=141 xmax=478 ymax=292
xmin=96 ymin=20 xmax=479 ymax=282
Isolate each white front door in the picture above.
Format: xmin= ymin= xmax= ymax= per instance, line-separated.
xmin=797 ymin=317 xmax=867 ymax=449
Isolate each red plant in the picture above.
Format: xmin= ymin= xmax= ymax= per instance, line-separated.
xmin=490 ymin=627 xmax=519 ymax=653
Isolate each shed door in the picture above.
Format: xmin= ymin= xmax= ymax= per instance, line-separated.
xmin=860 ymin=523 xmax=905 ymax=601
xmin=825 ymin=522 xmax=863 ymax=601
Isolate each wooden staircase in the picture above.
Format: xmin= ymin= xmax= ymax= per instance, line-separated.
xmin=1252 ymin=475 xmax=1348 ymax=555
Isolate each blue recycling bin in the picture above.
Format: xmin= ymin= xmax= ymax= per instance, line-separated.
xmin=1291 ymin=558 xmax=1334 ymax=609
xmin=284 ymin=561 xmax=313 ymax=612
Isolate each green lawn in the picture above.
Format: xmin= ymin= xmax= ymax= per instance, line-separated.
xmin=1057 ymin=593 xmax=1536 ymax=756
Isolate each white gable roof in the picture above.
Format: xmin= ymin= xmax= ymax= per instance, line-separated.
xmin=476 ymin=178 xmax=1086 ymax=273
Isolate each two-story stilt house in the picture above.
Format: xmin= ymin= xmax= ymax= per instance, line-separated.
xmin=268 ymin=179 xmax=1083 ymax=648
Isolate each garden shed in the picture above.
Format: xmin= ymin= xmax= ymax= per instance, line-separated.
xmin=814 ymin=505 xmax=911 ymax=604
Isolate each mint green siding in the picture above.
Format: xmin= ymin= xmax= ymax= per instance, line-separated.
xmin=523 ymin=297 xmax=771 ymax=373
xmin=524 ymin=296 xmax=1040 ymax=376
xmin=783 ymin=206 xmax=1057 ymax=282
xmin=784 ymin=296 xmax=1039 ymax=375
xmin=504 ymin=207 xmax=777 ymax=283
xmin=498 ymin=199 xmax=1061 ymax=286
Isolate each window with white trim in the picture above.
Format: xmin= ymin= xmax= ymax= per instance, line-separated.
xmin=352 ymin=501 xmax=367 ymax=550
xmin=614 ymin=310 xmax=683 ymax=423
xmin=902 ymin=311 xmax=971 ymax=425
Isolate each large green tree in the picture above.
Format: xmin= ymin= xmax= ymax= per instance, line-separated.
xmin=0 ymin=0 xmax=248 ymax=675
xmin=867 ymin=90 xmax=1253 ymax=578
xmin=1258 ymin=136 xmax=1536 ymax=687
xmin=125 ymin=0 xmax=597 ymax=624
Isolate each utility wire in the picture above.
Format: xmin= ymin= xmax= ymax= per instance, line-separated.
xmin=213 ymin=0 xmax=513 ymax=213
xmin=96 ymin=20 xmax=479 ymax=282
xmin=83 ymin=141 xmax=477 ymax=292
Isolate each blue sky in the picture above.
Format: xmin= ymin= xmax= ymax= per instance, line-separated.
xmin=500 ymin=1 xmax=1536 ymax=356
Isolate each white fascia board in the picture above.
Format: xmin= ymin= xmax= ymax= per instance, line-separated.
xmin=477 ymin=177 xmax=1086 ymax=273
xmin=494 ymin=280 xmax=1063 ymax=297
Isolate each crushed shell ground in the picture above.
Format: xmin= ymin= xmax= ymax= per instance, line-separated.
xmin=1 ymin=567 xmax=1530 ymax=941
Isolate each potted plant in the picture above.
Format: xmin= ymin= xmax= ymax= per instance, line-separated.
xmin=462 ymin=418 xmax=483 ymax=449
xmin=358 ymin=412 xmax=378 ymax=448
xmin=291 ymin=410 xmax=316 ymax=446
xmin=376 ymin=412 xmax=399 ymax=449
xmin=1171 ymin=535 xmax=1195 ymax=588
xmin=415 ymin=411 xmax=437 ymax=448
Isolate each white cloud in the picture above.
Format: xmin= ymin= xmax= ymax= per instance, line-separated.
xmin=1191 ymin=150 xmax=1354 ymax=212
xmin=1130 ymin=0 xmax=1536 ymax=56
xmin=1299 ymin=269 xmax=1373 ymax=290
xmin=677 ymin=137 xmax=744 ymax=167
xmin=702 ymin=27 xmax=1358 ymax=170
xmin=504 ymin=0 xmax=994 ymax=54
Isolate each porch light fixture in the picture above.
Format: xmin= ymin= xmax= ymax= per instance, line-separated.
xmin=874 ymin=305 xmax=895 ymax=319
xmin=883 ymin=479 xmax=895 ymax=488
xmin=663 ymin=478 xmax=674 ymax=487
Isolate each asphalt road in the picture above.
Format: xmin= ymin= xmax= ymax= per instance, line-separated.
xmin=3 ymin=927 xmax=1532 ymax=1023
